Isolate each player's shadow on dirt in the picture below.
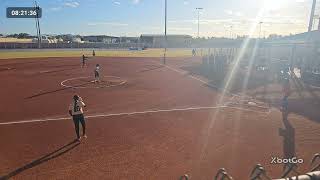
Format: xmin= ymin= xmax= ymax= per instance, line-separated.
xmin=0 ymin=60 xmax=51 ymax=67
xmin=0 ymin=57 xmax=80 ymax=68
xmin=0 ymin=60 xmax=79 ymax=72
xmin=138 ymin=65 xmax=164 ymax=73
xmin=279 ymin=112 xmax=296 ymax=160
xmin=37 ymin=67 xmax=76 ymax=75
xmin=0 ymin=140 xmax=80 ymax=180
xmin=279 ymin=112 xmax=297 ymax=177
xmin=0 ymin=67 xmax=16 ymax=72
xmin=25 ymin=81 xmax=93 ymax=99
xmin=46 ymin=64 xmax=80 ymax=68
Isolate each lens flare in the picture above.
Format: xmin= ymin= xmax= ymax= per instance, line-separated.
xmin=263 ymin=0 xmax=286 ymax=11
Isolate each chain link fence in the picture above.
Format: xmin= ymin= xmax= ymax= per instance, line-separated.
xmin=0 ymin=42 xmax=146 ymax=49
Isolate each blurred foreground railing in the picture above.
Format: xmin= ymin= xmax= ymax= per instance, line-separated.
xmin=180 ymin=153 xmax=320 ymax=180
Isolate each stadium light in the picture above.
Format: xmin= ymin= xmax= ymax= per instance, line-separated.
xmin=196 ymin=8 xmax=203 ymax=38
xmin=259 ymin=21 xmax=263 ymax=39
xmin=165 ymin=0 xmax=167 ymax=39
xmin=164 ymin=0 xmax=167 ymax=64
xmin=34 ymin=1 xmax=41 ymax=48
xmin=308 ymin=0 xmax=317 ymax=32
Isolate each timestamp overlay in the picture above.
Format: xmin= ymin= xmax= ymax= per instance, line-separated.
xmin=6 ymin=7 xmax=42 ymax=18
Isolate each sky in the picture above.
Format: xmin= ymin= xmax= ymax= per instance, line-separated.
xmin=0 ymin=0 xmax=318 ymax=37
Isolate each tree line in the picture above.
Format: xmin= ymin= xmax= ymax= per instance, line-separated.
xmin=1 ymin=33 xmax=36 ymax=39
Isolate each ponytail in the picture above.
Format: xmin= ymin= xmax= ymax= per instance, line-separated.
xmin=74 ymin=98 xmax=77 ymax=112
xmin=73 ymin=95 xmax=79 ymax=112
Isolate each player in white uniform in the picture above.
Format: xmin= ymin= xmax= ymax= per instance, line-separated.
xmin=94 ymin=64 xmax=101 ymax=83
xmin=68 ymin=95 xmax=87 ymax=141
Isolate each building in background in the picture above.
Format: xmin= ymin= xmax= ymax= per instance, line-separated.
xmin=119 ymin=37 xmax=140 ymax=43
xmin=140 ymin=34 xmax=192 ymax=48
xmin=83 ymin=35 xmax=119 ymax=43
xmin=71 ymin=37 xmax=82 ymax=43
xmin=274 ymin=30 xmax=320 ymax=43
xmin=32 ymin=35 xmax=58 ymax=43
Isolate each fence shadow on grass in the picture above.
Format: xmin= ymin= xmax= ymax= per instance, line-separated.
xmin=0 ymin=140 xmax=80 ymax=180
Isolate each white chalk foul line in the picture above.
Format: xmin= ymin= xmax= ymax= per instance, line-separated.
xmin=0 ymin=105 xmax=271 ymax=126
xmin=0 ymin=106 xmax=224 ymax=126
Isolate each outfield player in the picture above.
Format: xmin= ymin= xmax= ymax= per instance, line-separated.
xmin=192 ymin=49 xmax=196 ymax=57
xmin=93 ymin=50 xmax=96 ymax=57
xmin=69 ymin=95 xmax=87 ymax=141
xmin=82 ymin=54 xmax=88 ymax=68
xmin=94 ymin=64 xmax=101 ymax=83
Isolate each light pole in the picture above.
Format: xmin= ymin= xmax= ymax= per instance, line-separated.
xmin=259 ymin=21 xmax=263 ymax=39
xmin=196 ymin=8 xmax=203 ymax=38
xmin=318 ymin=16 xmax=320 ymax=31
xmin=34 ymin=1 xmax=41 ymax=48
xmin=164 ymin=0 xmax=167 ymax=64
xmin=308 ymin=0 xmax=317 ymax=32
xmin=165 ymin=0 xmax=167 ymax=40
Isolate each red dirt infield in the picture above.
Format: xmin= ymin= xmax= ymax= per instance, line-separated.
xmin=0 ymin=57 xmax=320 ymax=179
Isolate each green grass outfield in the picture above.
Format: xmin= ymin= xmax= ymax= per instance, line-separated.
xmin=0 ymin=48 xmax=205 ymax=59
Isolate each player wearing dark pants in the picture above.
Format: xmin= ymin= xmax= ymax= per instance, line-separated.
xmin=69 ymin=95 xmax=87 ymax=141
xmin=82 ymin=55 xmax=88 ymax=68
xmin=281 ymin=95 xmax=289 ymax=113
xmin=94 ymin=70 xmax=99 ymax=79
xmin=192 ymin=49 xmax=196 ymax=56
xmin=72 ymin=114 xmax=86 ymax=140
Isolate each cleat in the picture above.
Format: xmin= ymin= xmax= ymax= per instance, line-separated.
xmin=179 ymin=174 xmax=189 ymax=180
xmin=250 ymin=164 xmax=271 ymax=180
xmin=215 ymin=168 xmax=233 ymax=180
xmin=311 ymin=153 xmax=320 ymax=172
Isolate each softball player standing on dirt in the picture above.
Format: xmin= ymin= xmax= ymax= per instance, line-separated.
xmin=69 ymin=95 xmax=87 ymax=141
xmin=82 ymin=54 xmax=88 ymax=68
xmin=94 ymin=64 xmax=101 ymax=83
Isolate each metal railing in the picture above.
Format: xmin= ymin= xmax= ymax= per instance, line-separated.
xmin=179 ymin=153 xmax=320 ymax=180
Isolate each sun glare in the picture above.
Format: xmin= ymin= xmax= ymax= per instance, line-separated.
xmin=263 ymin=0 xmax=286 ymax=11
